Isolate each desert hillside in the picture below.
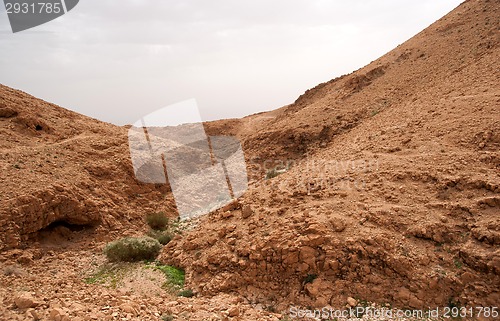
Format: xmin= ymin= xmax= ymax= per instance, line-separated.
xmin=0 ymin=84 xmax=179 ymax=250
xmin=1 ymin=0 xmax=499 ymax=320
xmin=164 ymin=0 xmax=500 ymax=311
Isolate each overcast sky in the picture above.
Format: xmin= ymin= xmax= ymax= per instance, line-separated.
xmin=0 ymin=0 xmax=463 ymax=125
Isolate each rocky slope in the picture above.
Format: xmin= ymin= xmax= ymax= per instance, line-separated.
xmin=0 ymin=84 xmax=176 ymax=250
xmin=0 ymin=0 xmax=499 ymax=319
xmin=161 ymin=0 xmax=500 ymax=311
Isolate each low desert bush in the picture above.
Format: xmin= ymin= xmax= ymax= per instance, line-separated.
xmin=161 ymin=314 xmax=174 ymax=321
xmin=104 ymin=237 xmax=161 ymax=262
xmin=178 ymin=289 xmax=194 ymax=298
xmin=145 ymin=212 xmax=169 ymax=231
xmin=147 ymin=229 xmax=173 ymax=245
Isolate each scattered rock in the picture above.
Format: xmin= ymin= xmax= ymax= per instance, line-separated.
xmin=0 ymin=106 xmax=18 ymax=118
xmin=228 ymin=306 xmax=240 ymax=317
xmin=222 ymin=211 xmax=234 ymax=219
xmin=120 ymin=303 xmax=139 ymax=316
xmin=299 ymin=246 xmax=316 ymax=268
xmin=482 ymin=197 xmax=499 ymax=207
xmin=49 ymin=308 xmax=69 ymax=321
xmin=409 ymin=295 xmax=424 ymax=308
xmin=27 ymin=308 xmax=41 ymax=320
xmin=221 ymin=200 xmax=240 ymax=212
xmin=241 ymin=205 xmax=253 ymax=219
xmin=347 ymin=297 xmax=357 ymax=307
xmin=331 ymin=218 xmax=346 ymax=232
xmin=14 ymin=294 xmax=39 ymax=309
xmin=17 ymin=253 xmax=33 ymax=265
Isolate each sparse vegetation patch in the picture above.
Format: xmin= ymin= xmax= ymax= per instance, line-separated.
xmin=84 ymin=263 xmax=132 ymax=288
xmin=178 ymin=289 xmax=194 ymax=298
xmin=103 ymin=236 xmax=161 ymax=262
xmin=145 ymin=262 xmax=186 ymax=293
xmin=147 ymin=229 xmax=173 ymax=245
xmin=145 ymin=212 xmax=170 ymax=231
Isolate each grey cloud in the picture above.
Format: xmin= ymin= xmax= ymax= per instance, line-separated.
xmin=0 ymin=0 xmax=463 ymax=125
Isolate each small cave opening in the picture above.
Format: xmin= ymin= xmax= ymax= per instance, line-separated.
xmin=35 ymin=124 xmax=43 ymax=131
xmin=44 ymin=220 xmax=93 ymax=232
xmin=33 ymin=220 xmax=97 ymax=244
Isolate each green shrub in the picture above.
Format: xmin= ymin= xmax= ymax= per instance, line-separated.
xmin=147 ymin=229 xmax=173 ymax=245
xmin=178 ymin=289 xmax=194 ymax=298
xmin=161 ymin=315 xmax=174 ymax=321
xmin=104 ymin=237 xmax=161 ymax=262
xmin=145 ymin=212 xmax=169 ymax=231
